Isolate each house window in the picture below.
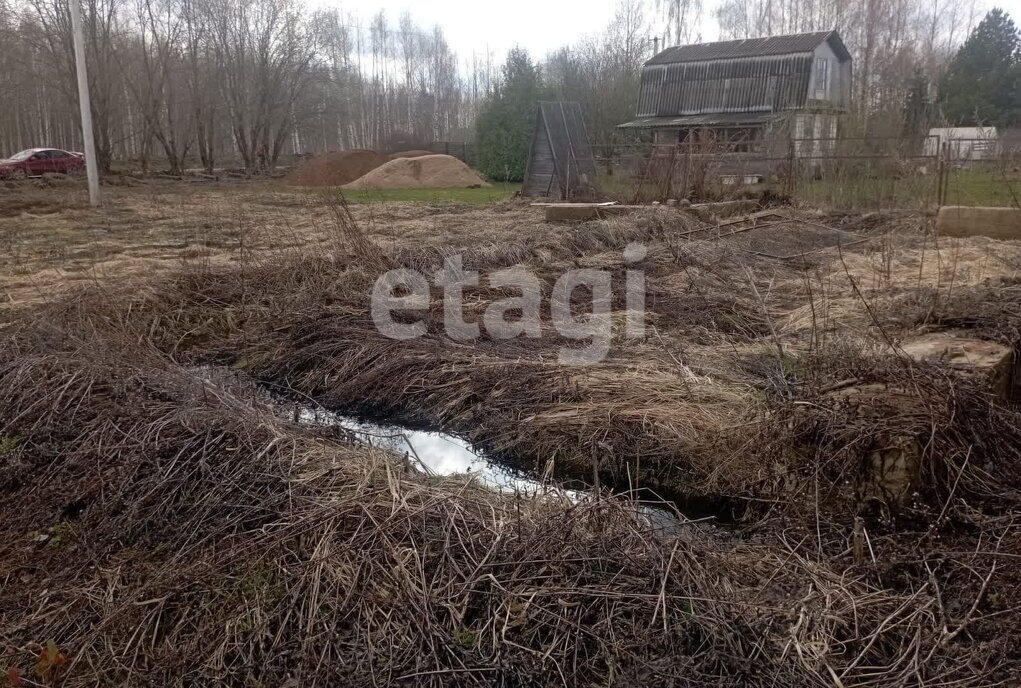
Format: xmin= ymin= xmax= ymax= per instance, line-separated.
xmin=814 ymin=58 xmax=830 ymax=99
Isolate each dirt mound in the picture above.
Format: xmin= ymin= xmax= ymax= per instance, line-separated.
xmin=285 ymin=149 xmax=389 ymax=187
xmin=389 ymin=149 xmax=434 ymax=159
xmin=343 ymin=154 xmax=488 ymax=189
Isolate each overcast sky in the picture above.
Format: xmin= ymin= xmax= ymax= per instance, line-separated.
xmin=322 ymin=0 xmax=724 ymax=65
xmin=320 ymin=0 xmax=1020 ymax=66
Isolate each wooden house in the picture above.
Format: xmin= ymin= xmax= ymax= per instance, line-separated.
xmin=618 ymin=31 xmax=852 ymax=157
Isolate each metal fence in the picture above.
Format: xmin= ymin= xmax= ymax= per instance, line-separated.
xmin=938 ymin=139 xmax=1021 ymax=209
xmin=590 ymin=135 xmax=1021 ymax=210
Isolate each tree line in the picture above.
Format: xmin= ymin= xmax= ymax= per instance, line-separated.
xmin=0 ymin=0 xmax=1016 ymax=177
xmin=0 ymin=0 xmax=491 ymax=173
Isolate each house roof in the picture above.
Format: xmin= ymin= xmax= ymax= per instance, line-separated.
xmin=647 ymin=31 xmax=851 ymax=66
xmin=626 ymin=31 xmax=851 ymax=122
xmin=633 ymin=53 xmax=818 ymax=118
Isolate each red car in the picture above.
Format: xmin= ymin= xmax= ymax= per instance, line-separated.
xmin=0 ymin=148 xmax=86 ymax=179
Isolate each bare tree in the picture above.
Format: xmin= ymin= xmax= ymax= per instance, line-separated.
xmin=655 ymin=0 xmax=703 ymax=45
xmin=712 ymin=0 xmax=975 ymax=134
xmin=0 ymin=0 xmax=983 ymax=169
xmin=23 ymin=0 xmax=126 ymax=171
xmin=203 ymin=0 xmax=318 ymax=172
xmin=121 ymin=0 xmax=197 ymax=173
xmin=545 ymin=0 xmax=651 ymax=146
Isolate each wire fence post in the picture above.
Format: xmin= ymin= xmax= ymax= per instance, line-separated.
xmin=938 ymin=141 xmax=950 ymax=206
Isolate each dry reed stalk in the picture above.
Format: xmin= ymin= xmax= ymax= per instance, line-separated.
xmin=1 ymin=318 xmax=1015 ymax=686
xmin=2 ymin=204 xmax=1020 ymax=686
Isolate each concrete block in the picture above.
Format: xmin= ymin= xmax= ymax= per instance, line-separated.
xmin=689 ymin=199 xmax=759 ymax=223
xmin=823 ymin=384 xmax=923 ymax=504
xmin=936 ymin=205 xmax=1021 ymax=240
xmin=544 ymin=204 xmax=641 ymax=223
xmin=864 ymin=435 xmax=921 ymax=503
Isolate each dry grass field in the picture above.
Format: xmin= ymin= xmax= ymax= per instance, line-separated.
xmin=0 ymin=180 xmax=529 ymax=309
xmin=1 ymin=177 xmax=1020 ymax=686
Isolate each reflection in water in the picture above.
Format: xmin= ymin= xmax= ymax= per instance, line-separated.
xmin=297 ymin=407 xmax=686 ymax=534
xmin=188 ymin=365 xmax=688 ymax=532
xmin=299 ymin=408 xmax=574 ymax=495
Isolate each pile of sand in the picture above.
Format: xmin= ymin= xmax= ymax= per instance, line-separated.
xmin=343 ymin=154 xmax=489 ymax=189
xmin=389 ymin=150 xmax=435 ymax=159
xmin=285 ymin=149 xmax=389 ymax=187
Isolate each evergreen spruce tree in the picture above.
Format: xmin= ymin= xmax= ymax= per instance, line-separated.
xmin=476 ymin=49 xmax=546 ymax=182
xmin=939 ymin=8 xmax=1020 ymax=127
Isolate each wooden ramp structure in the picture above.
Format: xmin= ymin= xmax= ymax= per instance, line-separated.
xmin=522 ymin=102 xmax=599 ymax=199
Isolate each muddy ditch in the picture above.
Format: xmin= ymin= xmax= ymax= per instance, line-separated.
xmin=127 ymin=230 xmax=1021 ymax=540
xmin=3 ymin=292 xmax=1020 ymax=686
xmin=289 ymin=395 xmax=746 ymax=525
xmin=5 ymin=337 xmax=1006 ymax=687
xmin=295 ymin=405 xmax=697 ymax=533
xmin=195 ymin=365 xmax=701 ymax=532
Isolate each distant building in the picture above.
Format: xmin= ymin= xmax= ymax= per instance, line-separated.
xmin=618 ymin=31 xmax=852 ymax=157
xmin=924 ymin=127 xmax=999 ymax=161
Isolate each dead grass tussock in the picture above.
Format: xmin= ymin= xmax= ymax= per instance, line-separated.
xmin=0 ymin=312 xmax=1014 ymax=686
xmin=2 ymin=201 xmax=1021 ymax=684
xmin=99 ymin=207 xmax=1021 ymax=525
xmin=760 ymin=351 xmax=1021 ymax=510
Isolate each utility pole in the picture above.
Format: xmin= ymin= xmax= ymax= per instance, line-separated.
xmin=68 ymin=0 xmax=101 ymax=207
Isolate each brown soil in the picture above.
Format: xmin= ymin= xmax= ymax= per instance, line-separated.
xmin=389 ymin=149 xmax=434 ymax=158
xmin=284 ymin=149 xmax=389 ymax=187
xmin=344 ymin=154 xmax=489 ymax=189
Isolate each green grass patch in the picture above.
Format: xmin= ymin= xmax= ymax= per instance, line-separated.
xmin=595 ymin=171 xmax=640 ymax=200
xmin=337 ymin=182 xmax=520 ymax=205
xmin=594 ymin=164 xmax=1021 ymax=209
xmin=798 ymin=178 xmax=925 ymax=209
xmin=943 ymin=168 xmax=1021 ymax=208
xmin=47 ymin=522 xmax=74 ymax=548
xmin=792 ymin=173 xmax=937 ymax=209
xmin=798 ymin=168 xmax=1020 ymax=209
